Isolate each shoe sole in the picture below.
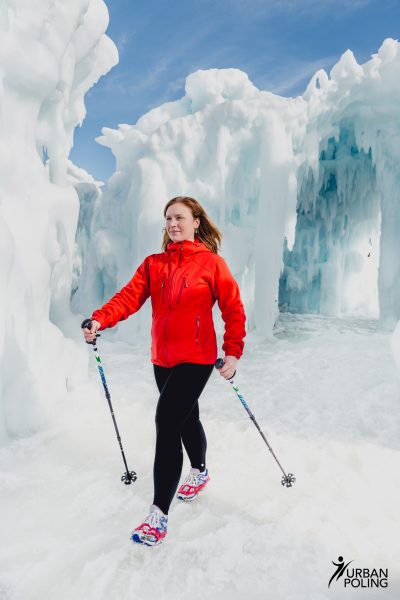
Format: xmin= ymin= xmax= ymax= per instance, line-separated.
xmin=131 ymin=532 xmax=166 ymax=547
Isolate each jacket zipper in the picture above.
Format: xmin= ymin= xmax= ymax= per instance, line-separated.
xmin=161 ymin=273 xmax=166 ymax=303
xmin=176 ymin=276 xmax=188 ymax=304
xmin=164 ymin=244 xmax=184 ymax=363
xmin=164 ymin=253 xmax=173 ymax=363
xmin=195 ymin=315 xmax=200 ymax=345
xmin=168 ymin=245 xmax=184 ymax=308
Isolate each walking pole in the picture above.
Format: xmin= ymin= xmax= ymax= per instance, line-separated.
xmin=81 ymin=319 xmax=137 ymax=485
xmin=215 ymin=358 xmax=296 ymax=488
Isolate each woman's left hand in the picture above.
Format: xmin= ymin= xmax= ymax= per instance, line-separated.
xmin=219 ymin=355 xmax=238 ymax=379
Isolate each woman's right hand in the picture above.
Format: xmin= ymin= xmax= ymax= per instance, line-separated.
xmin=82 ymin=319 xmax=101 ymax=343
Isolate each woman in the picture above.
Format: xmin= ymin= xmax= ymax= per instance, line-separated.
xmin=82 ymin=196 xmax=246 ymax=547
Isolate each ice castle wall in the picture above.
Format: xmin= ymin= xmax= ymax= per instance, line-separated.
xmin=279 ymin=122 xmax=380 ymax=318
xmin=86 ymin=39 xmax=400 ymax=342
xmin=0 ymin=0 xmax=117 ymax=444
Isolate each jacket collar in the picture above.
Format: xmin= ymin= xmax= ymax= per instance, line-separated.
xmin=166 ymin=238 xmax=210 ymax=257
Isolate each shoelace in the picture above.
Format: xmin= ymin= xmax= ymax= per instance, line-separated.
xmin=142 ymin=511 xmax=167 ymax=532
xmin=184 ymin=471 xmax=207 ymax=487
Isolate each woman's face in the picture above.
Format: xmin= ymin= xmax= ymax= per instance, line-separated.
xmin=165 ymin=202 xmax=200 ymax=243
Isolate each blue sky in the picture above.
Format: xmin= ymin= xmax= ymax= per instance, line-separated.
xmin=70 ymin=0 xmax=400 ymax=181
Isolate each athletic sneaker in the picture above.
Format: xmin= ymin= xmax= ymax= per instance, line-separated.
xmin=130 ymin=504 xmax=168 ymax=546
xmin=177 ymin=467 xmax=210 ymax=502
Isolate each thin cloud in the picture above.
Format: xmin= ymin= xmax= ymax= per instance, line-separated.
xmin=100 ymin=18 xmax=223 ymax=99
xmin=262 ymin=55 xmax=339 ymax=96
xmin=115 ymin=30 xmax=135 ymax=55
xmin=196 ymin=0 xmax=375 ymax=24
xmin=164 ymin=76 xmax=186 ymax=96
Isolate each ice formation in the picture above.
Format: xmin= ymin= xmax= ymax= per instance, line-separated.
xmin=76 ymin=39 xmax=400 ymax=352
xmin=0 ymin=0 xmax=117 ymax=443
xmin=1 ymin=0 xmax=400 ymax=446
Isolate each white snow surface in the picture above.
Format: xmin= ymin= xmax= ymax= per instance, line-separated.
xmin=0 ymin=315 xmax=399 ymax=600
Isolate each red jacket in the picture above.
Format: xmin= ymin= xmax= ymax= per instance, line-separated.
xmin=91 ymin=239 xmax=246 ymax=368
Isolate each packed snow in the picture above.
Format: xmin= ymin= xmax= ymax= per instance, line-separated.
xmin=1 ymin=315 xmax=399 ymax=599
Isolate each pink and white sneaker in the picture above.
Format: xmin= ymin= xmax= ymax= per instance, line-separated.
xmin=130 ymin=505 xmax=168 ymax=546
xmin=177 ymin=467 xmax=210 ymax=502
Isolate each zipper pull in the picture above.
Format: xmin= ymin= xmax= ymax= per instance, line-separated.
xmin=195 ymin=314 xmax=200 ymax=344
xmin=177 ymin=276 xmax=188 ymax=304
xmin=161 ymin=273 xmax=166 ymax=302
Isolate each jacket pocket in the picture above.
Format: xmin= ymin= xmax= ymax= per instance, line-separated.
xmin=177 ymin=275 xmax=188 ymax=304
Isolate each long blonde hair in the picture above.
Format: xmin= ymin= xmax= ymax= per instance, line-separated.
xmin=162 ymin=196 xmax=222 ymax=253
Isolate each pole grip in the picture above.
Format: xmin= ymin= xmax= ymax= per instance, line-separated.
xmin=214 ymin=357 xmax=236 ymax=379
xmin=81 ymin=318 xmax=101 ymax=344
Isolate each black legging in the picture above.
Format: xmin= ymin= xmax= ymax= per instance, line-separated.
xmin=152 ymin=362 xmax=214 ymax=515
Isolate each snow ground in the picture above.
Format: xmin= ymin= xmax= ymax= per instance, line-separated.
xmin=0 ymin=314 xmax=399 ymax=600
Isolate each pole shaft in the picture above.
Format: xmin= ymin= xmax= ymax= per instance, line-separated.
xmin=92 ymin=339 xmax=131 ymax=475
xmin=228 ymin=378 xmax=288 ymax=479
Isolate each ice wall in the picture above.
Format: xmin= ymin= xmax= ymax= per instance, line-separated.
xmin=0 ymin=0 xmax=117 ymax=444
xmin=279 ymin=123 xmax=380 ymax=317
xmin=281 ymin=41 xmax=400 ymax=326
xmin=86 ymin=38 xmax=400 ymax=342
xmin=68 ymin=161 xmax=103 ymax=304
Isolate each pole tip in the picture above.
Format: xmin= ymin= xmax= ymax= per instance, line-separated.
xmin=121 ymin=471 xmax=137 ymax=485
xmin=281 ymin=473 xmax=296 ymax=488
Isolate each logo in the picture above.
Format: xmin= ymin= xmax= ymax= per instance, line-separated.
xmin=328 ymin=556 xmax=389 ymax=589
xmin=328 ymin=556 xmax=353 ymax=588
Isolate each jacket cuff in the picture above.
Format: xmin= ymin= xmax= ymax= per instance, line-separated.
xmin=91 ymin=310 xmax=106 ymax=330
xmin=223 ymin=347 xmax=243 ymax=360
